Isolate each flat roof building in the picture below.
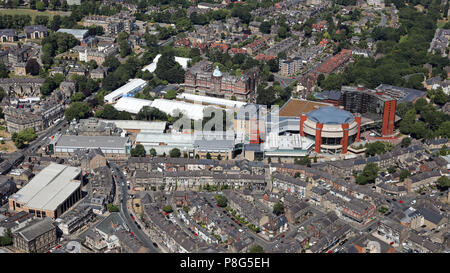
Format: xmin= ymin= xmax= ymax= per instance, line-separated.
xmin=50 ymin=135 xmax=131 ymax=159
xmin=177 ymin=92 xmax=247 ymax=109
xmin=57 ymin=28 xmax=89 ymax=40
xmin=263 ymin=132 xmax=315 ymax=159
xmin=135 ymin=132 xmax=195 ymax=155
xmin=9 ymin=163 xmax=82 ymax=219
xmin=279 ymin=98 xmax=333 ymax=118
xmin=104 ymin=79 xmax=148 ymax=103
xmin=113 ymin=97 xmax=152 ymax=114
xmin=101 ymin=119 xmax=167 ymax=134
xmin=151 ymin=98 xmax=217 ymax=120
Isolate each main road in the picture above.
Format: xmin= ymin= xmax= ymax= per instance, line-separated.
xmin=109 ymin=162 xmax=160 ymax=253
xmin=21 ymin=119 xmax=68 ymax=157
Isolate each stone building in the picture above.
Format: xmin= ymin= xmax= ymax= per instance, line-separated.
xmin=4 ymin=100 xmax=65 ymax=133
xmin=60 ymin=81 xmax=77 ymax=98
xmin=0 ymin=29 xmax=18 ymax=42
xmin=0 ymin=78 xmax=45 ymax=98
xmin=23 ymin=25 xmax=48 ymax=40
xmin=12 ymin=217 xmax=57 ymax=253
xmin=68 ymin=148 xmax=107 ymax=171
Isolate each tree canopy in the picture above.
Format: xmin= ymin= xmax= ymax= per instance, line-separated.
xmin=131 ymin=144 xmax=146 ymax=157
xmin=65 ymin=102 xmax=92 ymax=121
xmin=355 ymin=163 xmax=379 ymax=185
xmin=273 ymin=202 xmax=285 ymax=216
xmin=215 ymin=195 xmax=228 ymax=207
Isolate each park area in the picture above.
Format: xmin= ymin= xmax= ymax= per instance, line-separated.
xmin=0 ymin=8 xmax=71 ymax=20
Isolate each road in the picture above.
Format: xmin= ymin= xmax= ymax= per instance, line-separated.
xmin=379 ymin=12 xmax=387 ymax=27
xmin=201 ymin=192 xmax=278 ymax=251
xmin=109 ymin=163 xmax=160 ymax=253
xmin=21 ymin=119 xmax=67 ymax=157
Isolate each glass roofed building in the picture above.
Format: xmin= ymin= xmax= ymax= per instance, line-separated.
xmin=300 ymin=107 xmax=362 ymax=154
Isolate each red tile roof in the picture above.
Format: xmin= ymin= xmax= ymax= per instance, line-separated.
xmin=316 ymin=49 xmax=351 ymax=74
xmin=211 ymin=43 xmax=229 ymax=52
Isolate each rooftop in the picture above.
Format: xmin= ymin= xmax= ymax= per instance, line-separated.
xmin=10 ymin=163 xmax=81 ymax=212
xmin=307 ymin=106 xmax=354 ymax=124
xmin=15 ymin=217 xmax=55 ymax=242
xmin=113 ymin=97 xmax=153 ymax=114
xmin=54 ymin=135 xmax=130 ymax=149
xmin=279 ymin=98 xmax=332 ymax=117
xmin=104 ymin=79 xmax=147 ymax=103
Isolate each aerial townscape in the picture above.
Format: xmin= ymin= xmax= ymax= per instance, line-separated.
xmin=0 ymin=0 xmax=449 ymax=256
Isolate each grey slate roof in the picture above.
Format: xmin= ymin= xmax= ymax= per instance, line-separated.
xmin=15 ymin=218 xmax=55 ymax=242
xmin=417 ymin=207 xmax=444 ymax=225
xmin=55 ymin=135 xmax=129 ymax=149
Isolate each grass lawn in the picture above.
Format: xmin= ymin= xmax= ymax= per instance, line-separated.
xmin=437 ymin=20 xmax=448 ymax=28
xmin=0 ymin=8 xmax=71 ymax=21
xmin=399 ymin=34 xmax=409 ymax=44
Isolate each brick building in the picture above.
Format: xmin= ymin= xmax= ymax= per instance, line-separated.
xmin=184 ymin=60 xmax=260 ymax=102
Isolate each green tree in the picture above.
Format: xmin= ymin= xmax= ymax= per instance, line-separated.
xmin=136 ymin=106 xmax=168 ymax=121
xmin=169 ymin=148 xmax=181 ymax=158
xmin=410 ymin=122 xmax=428 ymax=139
xmin=107 ymin=203 xmax=119 ymax=212
xmin=273 ymin=202 xmax=285 ymax=216
xmin=248 ymin=244 xmax=265 ymax=253
xmin=34 ymin=15 xmax=49 ymax=26
xmin=0 ymin=229 xmax=13 ymax=246
xmin=0 ymin=87 xmax=6 ymax=102
xmin=399 ymin=169 xmax=411 ymax=182
xmin=119 ymin=40 xmax=132 ymax=58
xmin=256 ymin=85 xmax=276 ymax=106
xmin=437 ymin=176 xmax=450 ymax=190
xmin=103 ymin=55 xmax=121 ymax=72
xmin=12 ymin=128 xmax=37 ymax=148
xmin=0 ymin=63 xmax=9 ymax=78
xmin=163 ymin=205 xmax=173 ymax=213
xmin=267 ymin=58 xmax=279 ymax=72
xmin=356 ymin=163 xmax=379 ymax=185
xmin=36 ymin=1 xmax=45 ymax=11
xmin=206 ymin=152 xmax=212 ymax=159
xmin=215 ymin=195 xmax=228 ymax=207
xmin=25 ymin=58 xmax=40 ymax=76
xmin=259 ymin=21 xmax=271 ymax=34
xmin=164 ymin=89 xmax=177 ymax=100
xmin=95 ymin=104 xmax=119 ymax=120
xmin=277 ymin=26 xmax=288 ymax=39
xmin=131 ymin=144 xmax=146 ymax=157
xmin=400 ymin=137 xmax=411 ymax=148
xmin=149 ymin=148 xmax=157 ymax=157
xmin=365 ymin=141 xmax=392 ymax=157
xmin=155 ymin=52 xmax=185 ymax=84
xmin=387 ymin=166 xmax=397 ymax=174
xmin=70 ymin=92 xmax=85 ymax=102
xmin=65 ymin=102 xmax=92 ymax=121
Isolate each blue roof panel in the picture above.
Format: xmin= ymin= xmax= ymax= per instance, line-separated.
xmin=307 ymin=107 xmax=354 ymax=124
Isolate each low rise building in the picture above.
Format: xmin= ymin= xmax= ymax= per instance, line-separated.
xmin=56 ymin=206 xmax=95 ymax=235
xmin=50 ymin=135 xmax=131 ymax=159
xmin=8 ymin=163 xmax=82 ymax=219
xmin=12 ymin=217 xmax=57 ymax=253
xmin=24 ymin=25 xmax=48 ymax=39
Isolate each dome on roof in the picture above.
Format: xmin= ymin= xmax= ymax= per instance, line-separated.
xmin=213 ymin=66 xmax=222 ymax=77
xmin=307 ymin=106 xmax=354 ymax=124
